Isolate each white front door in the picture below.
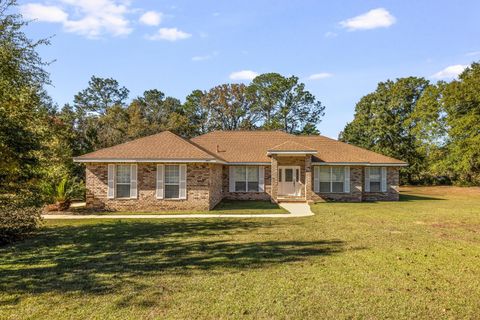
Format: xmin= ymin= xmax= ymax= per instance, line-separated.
xmin=278 ymin=166 xmax=301 ymax=196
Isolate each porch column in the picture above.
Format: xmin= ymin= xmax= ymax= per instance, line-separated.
xmin=305 ymin=155 xmax=313 ymax=202
xmin=270 ymin=155 xmax=278 ymax=203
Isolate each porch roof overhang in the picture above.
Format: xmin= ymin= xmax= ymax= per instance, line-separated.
xmin=266 ymin=150 xmax=318 ymax=156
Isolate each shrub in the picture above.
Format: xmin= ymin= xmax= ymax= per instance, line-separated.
xmin=41 ymin=176 xmax=85 ymax=211
xmin=0 ymin=198 xmax=42 ymax=245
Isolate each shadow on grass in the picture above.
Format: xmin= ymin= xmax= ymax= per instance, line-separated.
xmin=399 ymin=194 xmax=445 ymax=201
xmin=0 ymin=220 xmax=344 ymax=300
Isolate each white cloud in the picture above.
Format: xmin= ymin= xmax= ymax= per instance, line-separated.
xmin=340 ymin=8 xmax=396 ymax=31
xmin=324 ymin=31 xmax=337 ymax=38
xmin=20 ymin=0 xmax=132 ymax=38
xmin=465 ymin=51 xmax=480 ymax=57
xmin=146 ymin=27 xmax=191 ymax=41
xmin=229 ymin=70 xmax=258 ymax=81
xmin=20 ymin=3 xmax=68 ymax=22
xmin=307 ymin=72 xmax=333 ymax=80
xmin=139 ymin=11 xmax=162 ymax=26
xmin=431 ymin=64 xmax=468 ymax=79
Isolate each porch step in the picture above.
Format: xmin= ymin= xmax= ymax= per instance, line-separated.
xmin=277 ymin=197 xmax=307 ymax=203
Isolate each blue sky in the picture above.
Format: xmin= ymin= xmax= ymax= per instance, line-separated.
xmin=18 ymin=0 xmax=480 ymax=138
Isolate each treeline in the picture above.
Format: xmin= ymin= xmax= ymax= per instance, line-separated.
xmin=61 ymin=73 xmax=325 ymax=161
xmin=340 ymin=66 xmax=480 ymax=185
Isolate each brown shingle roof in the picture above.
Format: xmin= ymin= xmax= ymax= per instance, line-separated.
xmin=192 ymin=130 xmax=407 ymax=165
xmin=74 ymin=131 xmax=217 ymax=162
xmin=75 ymin=130 xmax=407 ymax=165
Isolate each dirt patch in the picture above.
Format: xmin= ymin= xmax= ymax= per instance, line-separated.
xmin=431 ymin=222 xmax=480 ymax=233
xmin=401 ymin=186 xmax=480 ymax=197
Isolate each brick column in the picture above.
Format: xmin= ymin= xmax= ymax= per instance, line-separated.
xmin=270 ymin=155 xmax=278 ymax=203
xmin=304 ymin=155 xmax=313 ymax=202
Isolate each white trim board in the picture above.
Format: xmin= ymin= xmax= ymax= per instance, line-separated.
xmin=74 ymin=158 xmax=225 ymax=164
xmin=311 ymin=162 xmax=408 ymax=167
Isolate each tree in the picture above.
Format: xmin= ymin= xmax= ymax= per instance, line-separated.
xmin=440 ymin=62 xmax=480 ymax=184
xmin=183 ymin=89 xmax=209 ymax=136
xmin=0 ymin=0 xmax=51 ymax=197
xmin=72 ymin=76 xmax=130 ymax=152
xmin=73 ymin=76 xmax=129 ymax=115
xmin=249 ymin=73 xmax=325 ymax=133
xmin=340 ymin=77 xmax=431 ymax=183
xmin=200 ymin=83 xmax=258 ymax=130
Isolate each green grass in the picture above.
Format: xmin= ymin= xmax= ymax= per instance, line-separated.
xmin=64 ymin=200 xmax=288 ymax=215
xmin=1 ymin=186 xmax=480 ymax=319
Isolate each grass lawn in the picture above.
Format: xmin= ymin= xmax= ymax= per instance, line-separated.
xmin=61 ymin=200 xmax=288 ymax=215
xmin=1 ymin=186 xmax=480 ymax=319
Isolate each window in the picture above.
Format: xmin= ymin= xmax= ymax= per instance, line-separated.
xmin=369 ymin=167 xmax=381 ymax=192
xmin=233 ymin=166 xmax=259 ymax=192
xmin=165 ymin=165 xmax=180 ymax=199
xmin=116 ymin=165 xmax=131 ymax=198
xmin=317 ymin=166 xmax=346 ymax=193
xmin=247 ymin=167 xmax=259 ymax=192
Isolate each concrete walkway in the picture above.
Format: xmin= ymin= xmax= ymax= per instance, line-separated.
xmin=42 ymin=202 xmax=314 ymax=219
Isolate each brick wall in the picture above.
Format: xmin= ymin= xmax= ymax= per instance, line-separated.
xmin=222 ymin=165 xmax=272 ymax=201
xmin=86 ymin=163 xmax=212 ymax=211
xmin=362 ymin=167 xmax=400 ymax=201
xmin=209 ymin=164 xmax=223 ymax=209
xmin=308 ymin=166 xmax=400 ymax=202
xmin=309 ymin=166 xmax=363 ymax=202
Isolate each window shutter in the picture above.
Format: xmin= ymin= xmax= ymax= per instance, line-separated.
xmin=108 ymin=164 xmax=115 ymax=199
xmin=179 ymin=164 xmax=187 ymax=199
xmin=364 ymin=167 xmax=370 ymax=192
xmin=130 ymin=164 xmax=138 ymax=198
xmin=313 ymin=167 xmax=319 ymax=193
xmin=229 ymin=166 xmax=235 ymax=192
xmin=156 ymin=164 xmax=164 ymax=199
xmin=381 ymin=167 xmax=387 ymax=192
xmin=344 ymin=166 xmax=350 ymax=193
xmin=258 ymin=166 xmax=265 ymax=192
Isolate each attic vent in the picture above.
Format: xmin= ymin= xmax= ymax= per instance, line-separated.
xmin=216 ymin=144 xmax=226 ymax=153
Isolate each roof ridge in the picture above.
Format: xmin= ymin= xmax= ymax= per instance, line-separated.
xmin=269 ymin=140 xmax=316 ymax=150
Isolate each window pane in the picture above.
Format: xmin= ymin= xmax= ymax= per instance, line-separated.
xmin=332 ymin=167 xmax=344 ymax=182
xmin=165 ymin=165 xmax=180 ymax=183
xmin=165 ymin=184 xmax=180 ymax=199
xmin=235 ymin=167 xmax=246 ymax=182
xmin=370 ymin=181 xmax=381 ymax=192
xmin=319 ymin=167 xmax=330 ymax=182
xmin=370 ymin=167 xmax=381 ymax=182
xmin=116 ymin=184 xmax=130 ymax=198
xmin=116 ymin=165 xmax=131 ymax=183
xmin=247 ymin=167 xmax=258 ymax=182
xmin=332 ymin=182 xmax=344 ymax=193
xmin=296 ymin=169 xmax=300 ymax=182
xmin=279 ymin=169 xmax=282 ymax=182
xmin=235 ymin=181 xmax=246 ymax=192
xmin=247 ymin=182 xmax=258 ymax=192
xmin=285 ymin=169 xmax=293 ymax=182
xmin=320 ymin=182 xmax=330 ymax=193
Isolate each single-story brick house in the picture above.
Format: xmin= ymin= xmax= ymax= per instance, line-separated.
xmin=74 ymin=130 xmax=407 ymax=211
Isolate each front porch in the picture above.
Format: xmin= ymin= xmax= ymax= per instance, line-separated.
xmin=270 ymin=154 xmax=313 ymax=203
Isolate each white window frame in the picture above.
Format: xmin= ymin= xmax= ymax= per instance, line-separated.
xmin=314 ymin=166 xmax=350 ymax=193
xmin=230 ymin=166 xmax=263 ymax=193
xmin=113 ymin=164 xmax=137 ymax=199
xmin=365 ymin=167 xmax=387 ymax=193
xmin=164 ymin=165 xmax=181 ymax=199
